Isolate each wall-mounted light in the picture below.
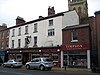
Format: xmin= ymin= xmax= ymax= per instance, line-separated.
xmin=57 ymin=49 xmax=60 ymax=52
xmin=7 ymin=51 xmax=9 ymax=53
xmin=20 ymin=51 xmax=22 ymax=53
xmin=39 ymin=50 xmax=41 ymax=52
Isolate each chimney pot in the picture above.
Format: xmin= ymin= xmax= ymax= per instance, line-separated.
xmin=16 ymin=16 xmax=26 ymax=25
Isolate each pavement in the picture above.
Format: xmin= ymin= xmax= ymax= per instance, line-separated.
xmin=21 ymin=65 xmax=92 ymax=73
xmin=52 ymin=67 xmax=92 ymax=73
xmin=1 ymin=65 xmax=96 ymax=74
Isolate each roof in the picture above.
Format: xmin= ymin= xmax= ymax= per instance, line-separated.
xmin=1 ymin=10 xmax=76 ymax=32
xmin=95 ymin=11 xmax=100 ymax=15
xmin=9 ymin=12 xmax=65 ymax=29
xmin=62 ymin=24 xmax=90 ymax=30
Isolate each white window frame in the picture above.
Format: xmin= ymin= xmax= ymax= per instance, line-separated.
xmin=49 ymin=19 xmax=53 ymax=26
xmin=71 ymin=30 xmax=78 ymax=42
xmin=12 ymin=29 xmax=15 ymax=37
xmin=48 ymin=29 xmax=55 ymax=36
xmin=34 ymin=23 xmax=38 ymax=32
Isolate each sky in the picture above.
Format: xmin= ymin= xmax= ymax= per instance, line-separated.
xmin=0 ymin=0 xmax=100 ymax=27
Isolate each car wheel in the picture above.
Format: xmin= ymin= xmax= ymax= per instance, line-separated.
xmin=26 ymin=65 xmax=30 ymax=69
xmin=11 ymin=65 xmax=14 ymax=68
xmin=40 ymin=65 xmax=45 ymax=71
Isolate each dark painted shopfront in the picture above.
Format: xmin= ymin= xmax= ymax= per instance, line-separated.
xmin=6 ymin=46 xmax=61 ymax=66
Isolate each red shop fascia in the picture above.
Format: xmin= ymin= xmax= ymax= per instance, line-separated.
xmin=61 ymin=44 xmax=90 ymax=51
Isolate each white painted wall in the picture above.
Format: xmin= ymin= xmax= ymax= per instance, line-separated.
xmin=62 ymin=10 xmax=79 ymax=28
xmin=9 ymin=10 xmax=79 ymax=48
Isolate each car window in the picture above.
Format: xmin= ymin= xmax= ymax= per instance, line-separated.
xmin=8 ymin=60 xmax=13 ymax=62
xmin=43 ymin=58 xmax=53 ymax=62
xmin=35 ymin=59 xmax=40 ymax=62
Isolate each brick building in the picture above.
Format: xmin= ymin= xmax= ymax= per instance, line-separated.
xmin=62 ymin=24 xmax=91 ymax=68
xmin=95 ymin=11 xmax=100 ymax=67
xmin=0 ymin=24 xmax=9 ymax=63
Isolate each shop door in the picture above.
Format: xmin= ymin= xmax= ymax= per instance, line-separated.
xmin=22 ymin=53 xmax=29 ymax=64
xmin=63 ymin=54 xmax=68 ymax=66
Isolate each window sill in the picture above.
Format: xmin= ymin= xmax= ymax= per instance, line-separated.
xmin=71 ymin=40 xmax=78 ymax=43
xmin=25 ymin=33 xmax=28 ymax=35
xmin=33 ymin=31 xmax=38 ymax=33
xmin=18 ymin=34 xmax=21 ymax=36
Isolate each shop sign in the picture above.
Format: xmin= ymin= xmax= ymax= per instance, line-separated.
xmin=61 ymin=44 xmax=89 ymax=50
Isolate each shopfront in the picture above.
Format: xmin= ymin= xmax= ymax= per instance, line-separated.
xmin=0 ymin=51 xmax=5 ymax=63
xmin=61 ymin=44 xmax=90 ymax=68
xmin=6 ymin=46 xmax=61 ymax=66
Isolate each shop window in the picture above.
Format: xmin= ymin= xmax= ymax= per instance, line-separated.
xmin=52 ymin=54 xmax=58 ymax=61
xmin=43 ymin=54 xmax=49 ymax=57
xmin=16 ymin=54 xmax=22 ymax=61
xmin=31 ymin=53 xmax=40 ymax=59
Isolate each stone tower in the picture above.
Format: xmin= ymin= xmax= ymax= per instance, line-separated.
xmin=68 ymin=0 xmax=88 ymax=19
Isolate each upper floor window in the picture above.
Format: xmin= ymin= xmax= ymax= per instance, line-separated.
xmin=34 ymin=23 xmax=38 ymax=33
xmin=6 ymin=40 xmax=9 ymax=48
xmin=18 ymin=39 xmax=21 ymax=48
xmin=49 ymin=19 xmax=53 ymax=26
xmin=6 ymin=31 xmax=9 ymax=38
xmin=12 ymin=40 xmax=14 ymax=48
xmin=1 ymin=32 xmax=4 ymax=39
xmin=34 ymin=36 xmax=37 ymax=45
xmin=48 ymin=29 xmax=55 ymax=36
xmin=25 ymin=26 xmax=28 ymax=34
xmin=71 ymin=30 xmax=78 ymax=42
xmin=12 ymin=29 xmax=15 ymax=37
xmin=18 ymin=27 xmax=21 ymax=36
xmin=1 ymin=41 xmax=4 ymax=49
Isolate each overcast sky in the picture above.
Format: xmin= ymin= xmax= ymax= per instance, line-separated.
xmin=0 ymin=0 xmax=100 ymax=27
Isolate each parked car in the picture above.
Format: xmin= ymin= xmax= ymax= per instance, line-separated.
xmin=25 ymin=57 xmax=54 ymax=70
xmin=3 ymin=59 xmax=22 ymax=68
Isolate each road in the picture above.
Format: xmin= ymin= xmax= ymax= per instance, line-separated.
xmin=0 ymin=66 xmax=99 ymax=75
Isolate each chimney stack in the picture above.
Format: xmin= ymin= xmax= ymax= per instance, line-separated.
xmin=48 ymin=6 xmax=55 ymax=16
xmin=16 ymin=16 xmax=26 ymax=25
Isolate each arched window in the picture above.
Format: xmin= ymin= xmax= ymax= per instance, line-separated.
xmin=78 ymin=7 xmax=81 ymax=13
xmin=73 ymin=7 xmax=76 ymax=11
